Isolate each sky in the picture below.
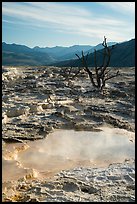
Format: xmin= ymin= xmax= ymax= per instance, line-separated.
xmin=2 ymin=2 xmax=135 ymax=48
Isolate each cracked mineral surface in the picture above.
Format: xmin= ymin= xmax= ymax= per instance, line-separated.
xmin=2 ymin=66 xmax=135 ymax=202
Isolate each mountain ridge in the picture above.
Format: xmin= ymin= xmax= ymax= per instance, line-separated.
xmin=51 ymin=39 xmax=135 ymax=67
xmin=2 ymin=39 xmax=134 ymax=67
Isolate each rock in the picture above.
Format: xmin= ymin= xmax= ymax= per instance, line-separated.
xmin=2 ymin=114 xmax=9 ymax=124
xmin=2 ymin=95 xmax=9 ymax=102
xmin=80 ymin=185 xmax=99 ymax=194
xmin=62 ymin=181 xmax=79 ymax=192
xmin=123 ymin=174 xmax=135 ymax=182
xmin=107 ymin=175 xmax=121 ymax=180
xmin=29 ymin=104 xmax=43 ymax=113
xmin=42 ymin=103 xmax=54 ymax=109
xmin=6 ymin=107 xmax=26 ymax=117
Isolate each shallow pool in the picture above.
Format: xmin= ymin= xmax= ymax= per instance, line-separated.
xmin=2 ymin=126 xmax=135 ymax=182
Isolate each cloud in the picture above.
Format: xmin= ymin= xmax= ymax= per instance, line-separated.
xmin=2 ymin=2 xmax=135 ymax=43
xmin=98 ymin=2 xmax=135 ymax=14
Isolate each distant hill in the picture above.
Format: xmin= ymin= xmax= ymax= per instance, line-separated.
xmin=2 ymin=39 xmax=134 ymax=66
xmin=2 ymin=42 xmax=32 ymax=53
xmin=2 ymin=51 xmax=55 ymax=66
xmin=2 ymin=43 xmax=56 ymax=66
xmin=85 ymin=42 xmax=117 ymax=54
xmin=33 ymin=45 xmax=93 ymax=60
xmin=52 ymin=39 xmax=135 ymax=67
xmin=2 ymin=43 xmax=93 ymax=65
xmin=33 ymin=44 xmax=117 ymax=60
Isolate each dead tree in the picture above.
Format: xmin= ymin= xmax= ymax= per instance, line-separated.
xmin=76 ymin=36 xmax=120 ymax=90
xmin=60 ymin=66 xmax=82 ymax=80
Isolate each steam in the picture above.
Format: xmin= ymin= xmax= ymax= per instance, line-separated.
xmin=3 ymin=127 xmax=135 ymax=181
xmin=17 ymin=127 xmax=134 ymax=168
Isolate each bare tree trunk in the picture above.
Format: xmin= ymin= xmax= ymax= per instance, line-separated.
xmin=75 ymin=36 xmax=120 ymax=90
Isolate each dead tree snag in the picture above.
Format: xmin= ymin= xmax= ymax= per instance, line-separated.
xmin=76 ymin=36 xmax=120 ymax=90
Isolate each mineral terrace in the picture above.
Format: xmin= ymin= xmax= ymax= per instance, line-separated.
xmin=2 ymin=66 xmax=135 ymax=202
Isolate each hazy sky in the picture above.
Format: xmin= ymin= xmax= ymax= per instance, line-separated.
xmin=2 ymin=2 xmax=135 ymax=48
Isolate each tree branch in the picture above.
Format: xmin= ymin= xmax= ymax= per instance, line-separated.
xmin=104 ymin=70 xmax=120 ymax=81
